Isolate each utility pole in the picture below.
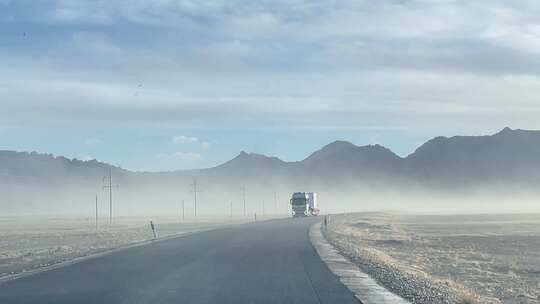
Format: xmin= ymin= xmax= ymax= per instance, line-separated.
xmin=273 ymin=191 xmax=277 ymax=215
xmin=181 ymin=199 xmax=185 ymax=221
xmin=241 ymin=185 xmax=246 ymax=217
xmin=190 ymin=179 xmax=201 ymax=217
xmin=103 ymin=168 xmax=118 ymax=225
xmin=95 ymin=195 xmax=98 ymax=231
xmin=193 ymin=180 xmax=197 ymax=217
xmin=109 ymin=169 xmax=112 ymax=224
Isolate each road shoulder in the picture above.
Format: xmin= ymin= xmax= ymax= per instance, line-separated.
xmin=309 ymin=222 xmax=411 ymax=304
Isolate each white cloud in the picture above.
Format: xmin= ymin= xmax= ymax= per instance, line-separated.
xmin=71 ymin=31 xmax=122 ymax=55
xmin=201 ymin=141 xmax=211 ymax=149
xmin=2 ymin=0 xmax=540 ymax=133
xmin=84 ymin=137 xmax=101 ymax=146
xmin=172 ymin=135 xmax=198 ymax=144
xmin=155 ymin=152 xmax=202 ymax=162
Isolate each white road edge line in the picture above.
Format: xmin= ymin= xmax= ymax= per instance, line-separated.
xmin=309 ymin=222 xmax=411 ymax=304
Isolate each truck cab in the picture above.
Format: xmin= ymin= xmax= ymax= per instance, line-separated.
xmin=290 ymin=192 xmax=309 ymax=217
xmin=290 ymin=192 xmax=319 ymax=217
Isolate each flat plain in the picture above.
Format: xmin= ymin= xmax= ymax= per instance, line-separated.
xmin=0 ymin=216 xmax=248 ymax=279
xmin=326 ymin=212 xmax=540 ymax=304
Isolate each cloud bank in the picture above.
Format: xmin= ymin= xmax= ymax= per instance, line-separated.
xmin=1 ymin=0 xmax=540 ymax=133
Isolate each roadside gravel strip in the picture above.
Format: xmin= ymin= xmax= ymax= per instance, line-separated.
xmin=321 ymin=220 xmax=489 ymax=304
xmin=310 ymin=223 xmax=411 ymax=304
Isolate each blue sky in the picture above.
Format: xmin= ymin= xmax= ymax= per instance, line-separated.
xmin=1 ymin=0 xmax=540 ymax=171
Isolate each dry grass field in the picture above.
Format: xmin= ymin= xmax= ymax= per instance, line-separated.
xmin=0 ymin=216 xmax=248 ymax=279
xmin=325 ymin=213 xmax=540 ymax=304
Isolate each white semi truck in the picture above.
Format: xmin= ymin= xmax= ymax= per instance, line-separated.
xmin=290 ymin=192 xmax=320 ymax=217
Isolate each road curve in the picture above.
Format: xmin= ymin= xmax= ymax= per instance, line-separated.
xmin=0 ymin=217 xmax=359 ymax=304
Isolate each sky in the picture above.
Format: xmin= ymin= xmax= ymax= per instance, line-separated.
xmin=1 ymin=0 xmax=540 ymax=171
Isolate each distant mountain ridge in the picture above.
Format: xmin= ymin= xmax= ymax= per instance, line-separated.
xmin=404 ymin=127 xmax=540 ymax=186
xmin=0 ymin=151 xmax=126 ymax=184
xmin=1 ymin=127 xmax=540 ymax=189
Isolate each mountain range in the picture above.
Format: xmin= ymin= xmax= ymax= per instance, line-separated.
xmin=2 ymin=127 xmax=540 ymax=214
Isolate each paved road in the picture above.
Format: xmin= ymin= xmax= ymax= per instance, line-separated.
xmin=0 ymin=217 xmax=358 ymax=304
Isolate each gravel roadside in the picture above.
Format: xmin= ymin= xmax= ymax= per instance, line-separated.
xmin=323 ymin=215 xmax=501 ymax=304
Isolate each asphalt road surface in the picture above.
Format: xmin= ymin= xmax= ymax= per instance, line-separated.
xmin=0 ymin=217 xmax=359 ymax=304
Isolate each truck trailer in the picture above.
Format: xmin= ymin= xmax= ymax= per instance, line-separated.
xmin=290 ymin=192 xmax=319 ymax=217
